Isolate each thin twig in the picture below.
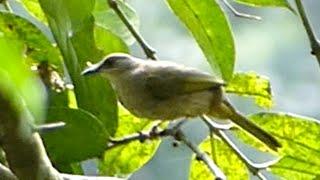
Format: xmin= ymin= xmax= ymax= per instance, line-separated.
xmin=175 ymin=129 xmax=226 ymax=180
xmin=106 ymin=127 xmax=168 ymax=150
xmin=221 ymin=0 xmax=261 ymax=20
xmin=33 ymin=122 xmax=66 ymax=134
xmin=107 ymin=0 xmax=157 ymax=60
xmin=202 ymin=117 xmax=279 ymax=180
xmin=295 ymin=0 xmax=320 ymax=66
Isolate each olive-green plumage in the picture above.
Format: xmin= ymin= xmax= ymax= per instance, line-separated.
xmin=82 ymin=53 xmax=281 ymax=151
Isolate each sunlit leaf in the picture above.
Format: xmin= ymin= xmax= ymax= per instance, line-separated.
xmin=94 ymin=0 xmax=139 ymax=45
xmin=100 ymin=106 xmax=159 ymax=177
xmin=0 ymin=12 xmax=60 ymax=65
xmin=190 ymin=138 xmax=247 ymax=180
xmin=21 ymin=0 xmax=48 ymax=23
xmin=94 ymin=25 xmax=129 ymax=55
xmin=167 ymin=0 xmax=235 ymax=80
xmin=226 ymin=72 xmax=273 ymax=108
xmin=0 ymin=36 xmax=46 ymax=122
xmin=250 ymin=112 xmax=320 ymax=179
xmin=5 ymin=0 xmax=54 ymax=42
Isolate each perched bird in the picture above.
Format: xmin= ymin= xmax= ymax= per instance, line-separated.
xmin=82 ymin=53 xmax=281 ymax=150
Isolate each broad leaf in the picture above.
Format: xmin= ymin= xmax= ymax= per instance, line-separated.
xmin=167 ymin=0 xmax=235 ymax=81
xmin=250 ymin=112 xmax=320 ymax=179
xmin=226 ymin=72 xmax=273 ymax=108
xmin=21 ymin=0 xmax=48 ymax=23
xmin=6 ymin=0 xmax=54 ymax=43
xmin=94 ymin=0 xmax=139 ymax=45
xmin=38 ymin=0 xmax=120 ymax=135
xmin=43 ymin=107 xmax=109 ymax=164
xmin=0 ymin=12 xmax=60 ymax=65
xmin=94 ymin=25 xmax=129 ymax=55
xmin=190 ymin=138 xmax=247 ymax=180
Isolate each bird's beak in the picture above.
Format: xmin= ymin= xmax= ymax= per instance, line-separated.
xmin=81 ymin=63 xmax=101 ymax=76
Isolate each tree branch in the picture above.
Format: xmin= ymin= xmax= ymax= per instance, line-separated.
xmin=175 ymin=129 xmax=226 ymax=180
xmin=106 ymin=126 xmax=169 ymax=150
xmin=0 ymin=92 xmax=61 ymax=179
xmin=107 ymin=0 xmax=157 ymax=60
xmin=295 ymin=0 xmax=320 ymax=66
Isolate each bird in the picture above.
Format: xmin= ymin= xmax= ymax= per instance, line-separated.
xmin=81 ymin=53 xmax=281 ymax=151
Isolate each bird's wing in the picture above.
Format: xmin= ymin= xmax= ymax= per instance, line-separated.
xmin=145 ymin=64 xmax=225 ymax=99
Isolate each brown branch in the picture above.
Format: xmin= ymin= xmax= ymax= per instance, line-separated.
xmin=107 ymin=0 xmax=157 ymax=60
xmin=106 ymin=127 xmax=169 ymax=150
xmin=295 ymin=0 xmax=320 ymax=66
xmin=0 ymin=92 xmax=61 ymax=179
xmin=174 ymin=129 xmax=226 ymax=180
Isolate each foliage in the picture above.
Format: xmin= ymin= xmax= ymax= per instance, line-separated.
xmin=0 ymin=0 xmax=318 ymax=179
xmin=167 ymin=0 xmax=235 ymax=81
xmin=226 ymin=72 xmax=273 ymax=108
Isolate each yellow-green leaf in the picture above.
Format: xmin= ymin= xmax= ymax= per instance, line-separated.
xmin=250 ymin=112 xmax=320 ymax=179
xmin=100 ymin=106 xmax=159 ymax=176
xmin=226 ymin=72 xmax=273 ymax=108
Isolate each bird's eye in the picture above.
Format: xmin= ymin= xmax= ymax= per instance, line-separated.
xmin=104 ymin=57 xmax=117 ymax=67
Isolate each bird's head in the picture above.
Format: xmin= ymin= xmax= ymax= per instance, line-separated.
xmin=81 ymin=53 xmax=136 ymax=76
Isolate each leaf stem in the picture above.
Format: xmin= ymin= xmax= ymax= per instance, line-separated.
xmin=295 ymin=0 xmax=320 ymax=67
xmin=221 ymin=0 xmax=261 ymax=21
xmin=107 ymin=0 xmax=157 ymax=60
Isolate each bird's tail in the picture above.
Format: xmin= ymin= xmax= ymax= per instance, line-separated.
xmin=229 ymin=111 xmax=281 ymax=151
xmin=210 ymin=100 xmax=281 ymax=151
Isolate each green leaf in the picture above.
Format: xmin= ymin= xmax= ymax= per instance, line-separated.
xmin=0 ymin=35 xmax=46 ymax=123
xmin=38 ymin=0 xmax=121 ymax=135
xmin=235 ymin=0 xmax=293 ymax=10
xmin=94 ymin=25 xmax=129 ymax=55
xmin=226 ymin=72 xmax=273 ymax=108
xmin=100 ymin=106 xmax=159 ymax=176
xmin=166 ymin=0 xmax=235 ymax=81
xmin=0 ymin=12 xmax=60 ymax=64
xmin=190 ymin=138 xmax=247 ymax=180
xmin=5 ymin=0 xmax=55 ymax=43
xmin=21 ymin=0 xmax=48 ymax=24
xmin=94 ymin=0 xmax=139 ymax=45
xmin=42 ymin=107 xmax=109 ymax=164
xmin=249 ymin=112 xmax=320 ymax=179
xmin=0 ymin=5 xmax=67 ymax=112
